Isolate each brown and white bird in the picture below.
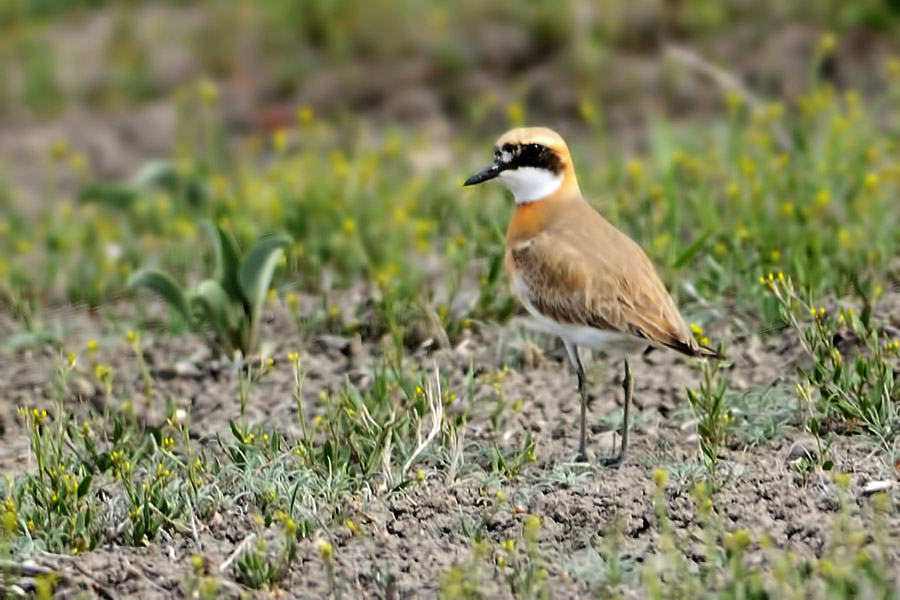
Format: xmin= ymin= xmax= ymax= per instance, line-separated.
xmin=464 ymin=127 xmax=718 ymax=467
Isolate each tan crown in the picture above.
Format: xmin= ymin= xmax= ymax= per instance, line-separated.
xmin=495 ymin=127 xmax=570 ymax=157
xmin=495 ymin=127 xmax=578 ymax=192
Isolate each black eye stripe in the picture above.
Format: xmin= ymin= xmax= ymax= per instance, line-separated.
xmin=493 ymin=142 xmax=560 ymax=172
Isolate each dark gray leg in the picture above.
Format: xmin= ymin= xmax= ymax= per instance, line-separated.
xmin=600 ymin=358 xmax=632 ymax=468
xmin=563 ymin=341 xmax=589 ymax=462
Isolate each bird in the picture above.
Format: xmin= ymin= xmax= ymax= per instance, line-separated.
xmin=463 ymin=126 xmax=719 ymax=467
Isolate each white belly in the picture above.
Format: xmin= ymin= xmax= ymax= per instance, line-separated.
xmin=511 ymin=275 xmax=648 ymax=357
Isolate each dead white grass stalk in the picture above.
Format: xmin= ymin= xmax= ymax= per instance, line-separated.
xmin=402 ymin=362 xmax=444 ymax=476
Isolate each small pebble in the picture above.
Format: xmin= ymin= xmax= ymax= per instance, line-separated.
xmin=861 ymin=480 xmax=893 ymax=496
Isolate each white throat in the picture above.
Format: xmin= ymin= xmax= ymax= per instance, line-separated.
xmin=498 ymin=167 xmax=563 ymax=204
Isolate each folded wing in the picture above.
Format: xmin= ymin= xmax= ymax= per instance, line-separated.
xmin=508 ymin=214 xmax=718 ymax=359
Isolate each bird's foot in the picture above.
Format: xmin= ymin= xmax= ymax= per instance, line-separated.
xmin=570 ymin=450 xmax=590 ymax=464
xmin=598 ymin=452 xmax=625 ymax=469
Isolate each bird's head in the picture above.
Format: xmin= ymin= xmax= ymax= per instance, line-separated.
xmin=463 ymin=127 xmax=575 ymax=203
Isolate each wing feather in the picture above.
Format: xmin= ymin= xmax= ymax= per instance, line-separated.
xmin=508 ymin=207 xmax=718 ymax=358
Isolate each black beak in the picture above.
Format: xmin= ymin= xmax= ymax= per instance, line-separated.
xmin=463 ymin=163 xmax=500 ymax=186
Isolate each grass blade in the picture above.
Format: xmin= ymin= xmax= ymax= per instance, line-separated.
xmin=674 ymin=230 xmax=711 ymax=269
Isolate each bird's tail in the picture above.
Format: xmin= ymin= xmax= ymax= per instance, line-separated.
xmin=696 ymin=343 xmax=725 ymax=361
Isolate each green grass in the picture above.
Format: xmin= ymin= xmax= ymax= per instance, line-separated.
xmin=5 ymin=70 xmax=900 ymax=346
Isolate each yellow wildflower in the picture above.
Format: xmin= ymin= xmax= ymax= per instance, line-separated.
xmin=888 ymin=57 xmax=900 ymax=78
xmin=272 ymin=129 xmax=288 ymax=154
xmin=51 ymin=139 xmax=69 ymax=160
xmin=506 ymin=103 xmax=524 ymax=126
xmin=864 ymin=172 xmax=879 ymax=191
xmin=626 ymin=159 xmax=644 ymax=181
xmin=197 ymin=79 xmax=219 ymax=104
xmin=578 ymin=100 xmax=596 ymax=123
xmin=317 ymin=540 xmax=334 ymax=562
xmin=296 ymin=105 xmax=315 ymax=126
xmin=818 ymin=32 xmax=836 ymax=56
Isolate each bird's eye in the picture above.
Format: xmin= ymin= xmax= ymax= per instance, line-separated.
xmin=529 ymin=143 xmax=543 ymax=153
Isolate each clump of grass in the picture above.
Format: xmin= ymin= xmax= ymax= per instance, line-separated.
xmin=8 ymin=355 xmax=102 ymax=556
xmin=497 ymin=515 xmax=549 ymax=600
xmin=232 ymin=513 xmax=298 ymax=591
xmin=444 ymin=505 xmax=550 ymax=599
xmin=182 ymin=555 xmax=220 ymax=599
xmin=764 ymin=272 xmax=899 ymax=449
xmin=640 ymin=468 xmax=898 ymax=598
xmin=684 ymin=329 xmax=730 ymax=481
xmin=439 ymin=540 xmax=492 ymax=599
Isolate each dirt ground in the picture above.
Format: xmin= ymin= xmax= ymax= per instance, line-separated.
xmin=2 ymin=297 xmax=899 ymax=598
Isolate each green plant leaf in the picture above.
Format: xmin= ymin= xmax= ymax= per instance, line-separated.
xmin=229 ymin=421 xmax=244 ymax=443
xmin=134 ymin=160 xmax=180 ymax=189
xmin=239 ymin=233 xmax=292 ymax=352
xmin=192 ymin=279 xmax=239 ymax=350
xmin=674 ymin=230 xmax=711 ymax=269
xmin=78 ymin=183 xmax=139 ymax=208
xmin=78 ymin=474 xmax=92 ymax=499
xmin=127 ymin=269 xmax=191 ymax=322
xmin=268 ymin=430 xmax=280 ymax=454
xmin=203 ymin=222 xmax=243 ymax=301
xmin=136 ymin=160 xmax=209 ymax=206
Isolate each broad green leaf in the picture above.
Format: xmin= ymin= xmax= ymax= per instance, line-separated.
xmin=192 ymin=279 xmax=239 ymax=348
xmin=203 ymin=222 xmax=243 ymax=301
xmin=134 ymin=160 xmax=180 ymax=189
xmin=127 ymin=269 xmax=191 ymax=322
xmin=239 ymin=233 xmax=292 ymax=351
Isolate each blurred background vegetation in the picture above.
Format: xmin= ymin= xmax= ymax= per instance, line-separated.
xmin=2 ymin=0 xmax=900 ymax=344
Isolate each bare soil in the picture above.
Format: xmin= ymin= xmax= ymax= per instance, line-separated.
xmin=2 ymin=299 xmax=899 ymax=598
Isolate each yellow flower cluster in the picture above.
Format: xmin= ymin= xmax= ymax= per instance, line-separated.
xmin=94 ymin=364 xmax=113 ymax=383
xmin=277 ymin=510 xmax=297 ymax=536
xmin=689 ymin=323 xmax=710 ymax=347
xmin=759 ymin=271 xmax=785 ymax=289
xmin=110 ymin=450 xmax=132 ymax=479
xmin=317 ymin=539 xmax=334 ymax=562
